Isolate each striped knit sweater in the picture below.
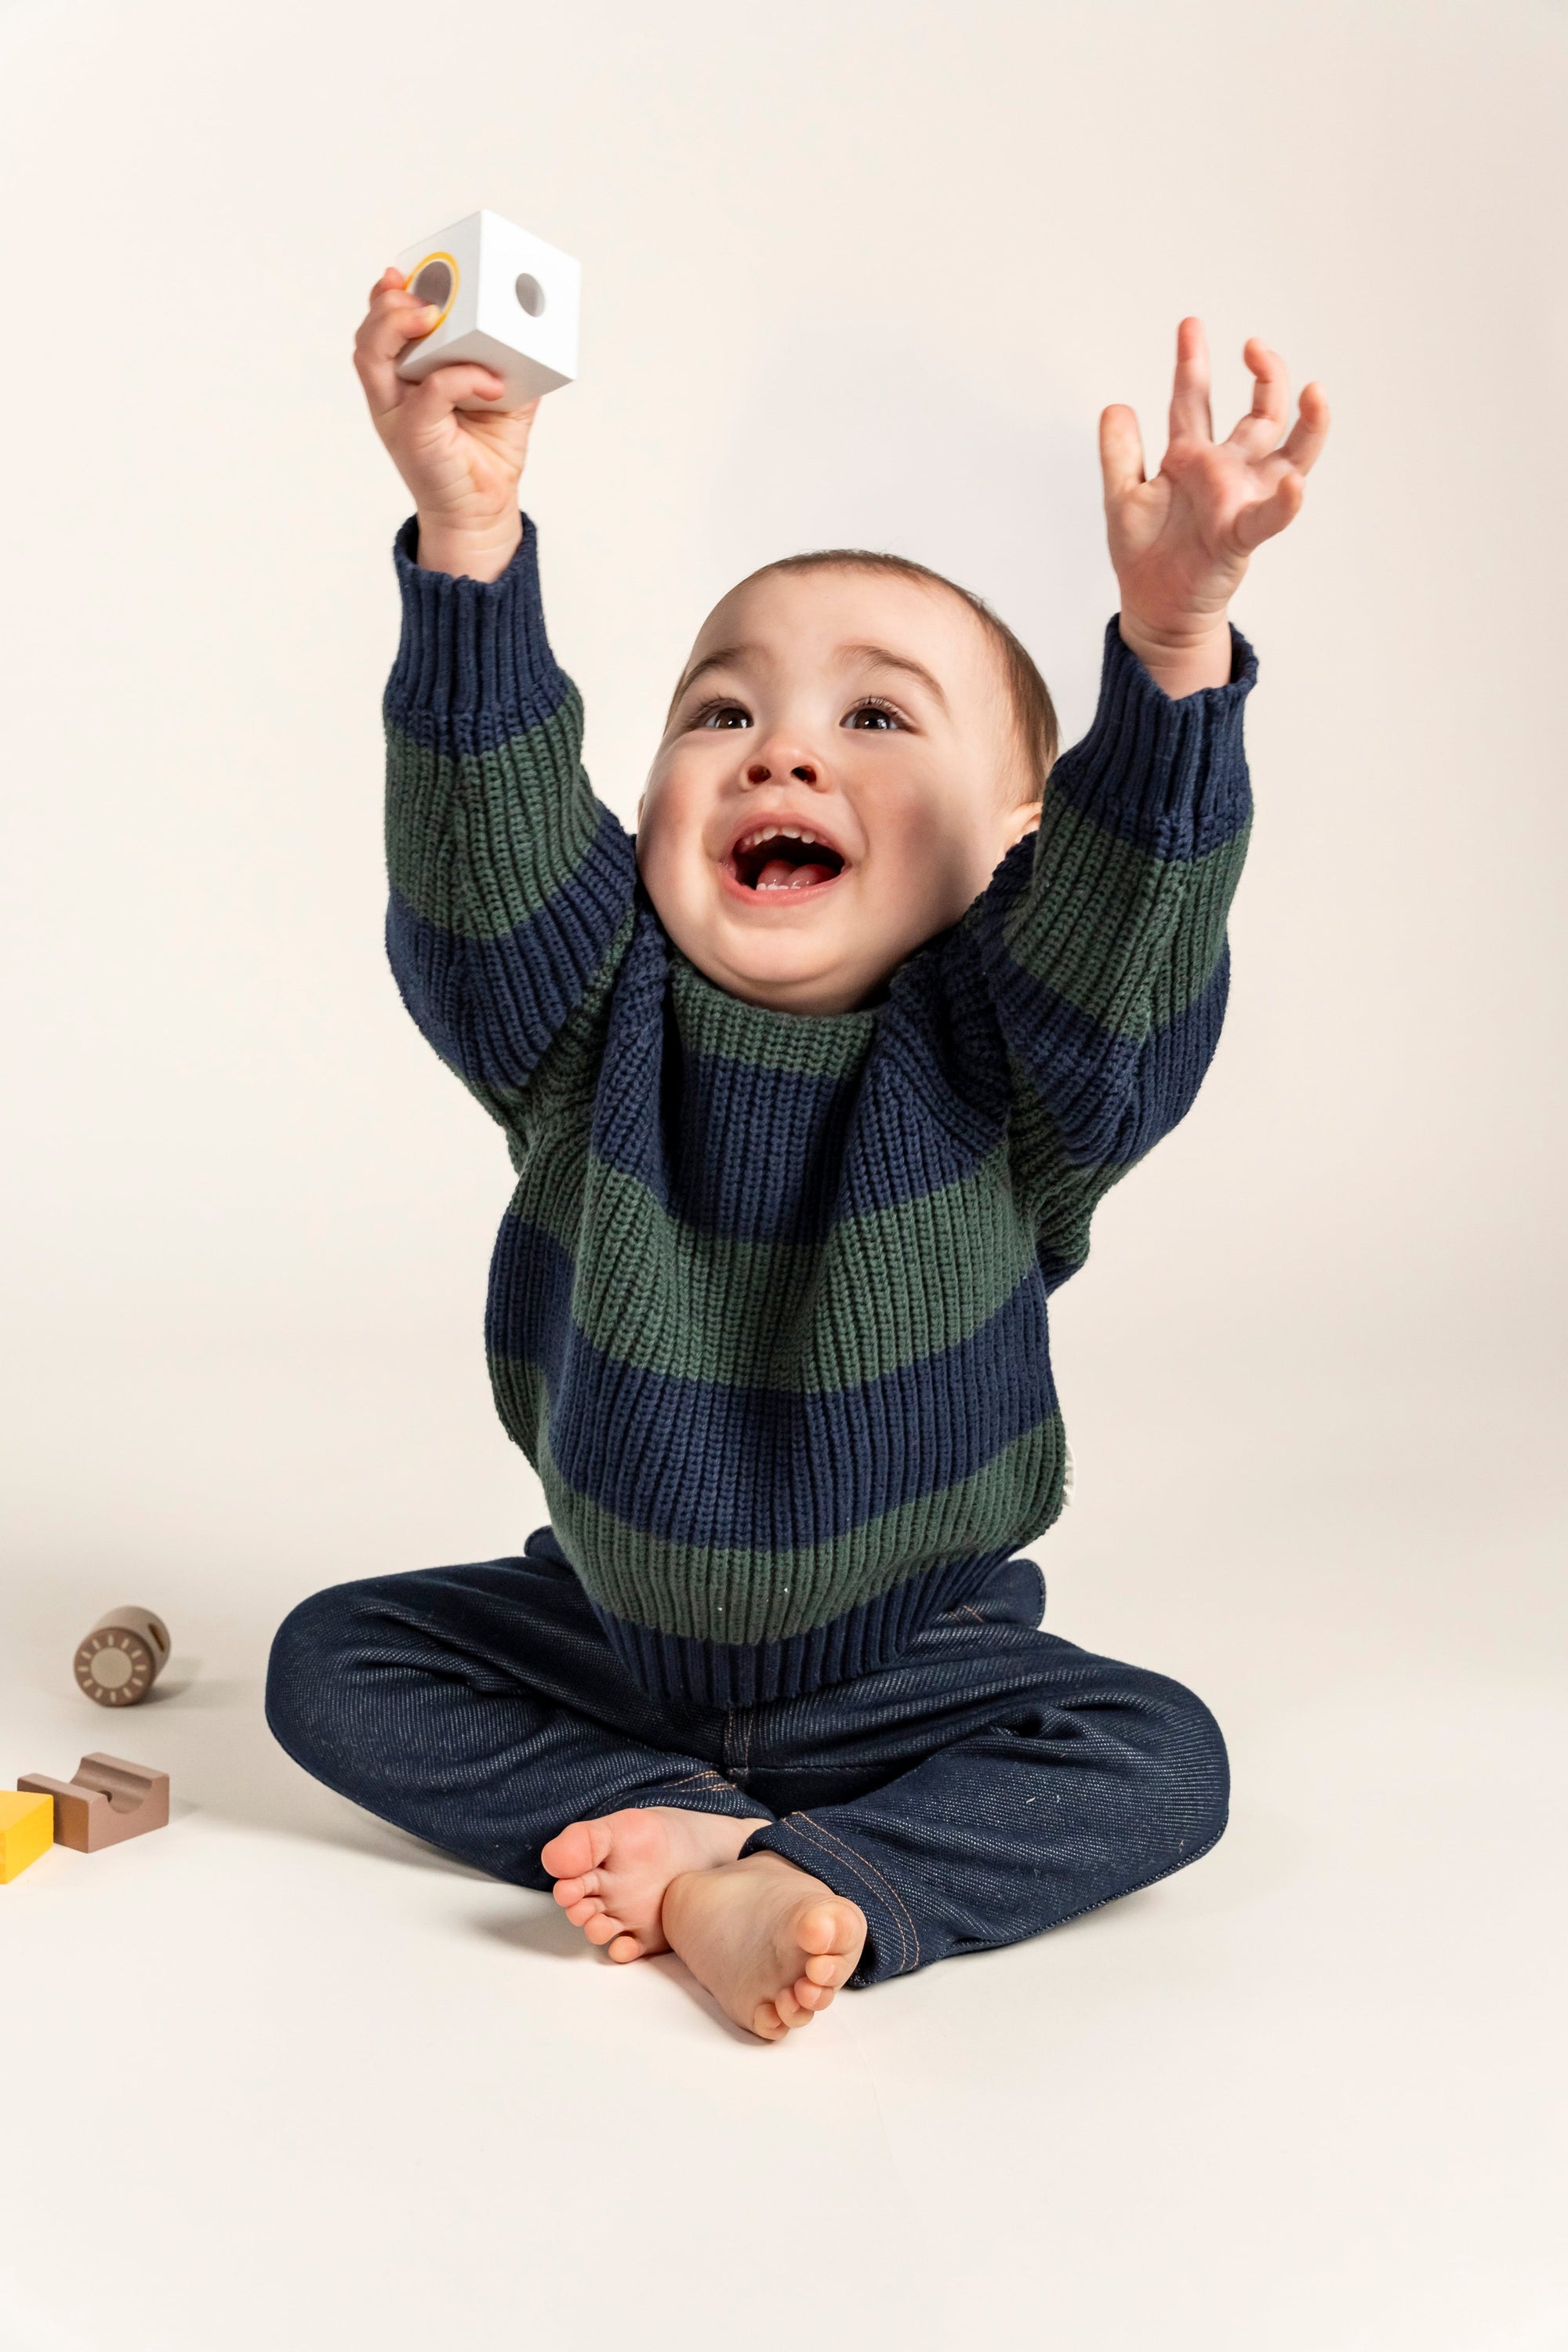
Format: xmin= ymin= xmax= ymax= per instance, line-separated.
xmin=384 ymin=516 xmax=1256 ymax=1704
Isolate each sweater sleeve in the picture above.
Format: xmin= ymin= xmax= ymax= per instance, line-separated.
xmin=383 ymin=514 xmax=638 ymax=1111
xmin=964 ymin=617 xmax=1256 ymax=1280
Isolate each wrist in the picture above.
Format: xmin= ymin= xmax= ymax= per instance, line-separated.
xmin=1117 ymin=608 xmax=1232 ymax=699
xmin=415 ymin=510 xmax=523 ymax=583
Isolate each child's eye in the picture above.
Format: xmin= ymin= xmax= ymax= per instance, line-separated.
xmin=842 ymin=699 xmax=906 ymax=731
xmin=693 ymin=701 xmax=752 ymax=730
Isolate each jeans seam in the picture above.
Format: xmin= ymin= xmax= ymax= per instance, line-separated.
xmin=785 ymin=1813 xmax=921 ymax=1974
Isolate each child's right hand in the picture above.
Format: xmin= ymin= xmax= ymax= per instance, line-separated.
xmin=353 ymin=265 xmax=539 ymax=580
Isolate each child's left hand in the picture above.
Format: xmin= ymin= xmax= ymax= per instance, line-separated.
xmin=1102 ymin=319 xmax=1330 ymax=695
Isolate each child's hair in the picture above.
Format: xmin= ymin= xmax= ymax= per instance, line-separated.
xmin=747 ymin=549 xmax=1059 ymax=806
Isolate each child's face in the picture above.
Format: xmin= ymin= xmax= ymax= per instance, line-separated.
xmin=637 ymin=568 xmax=1042 ymax=1015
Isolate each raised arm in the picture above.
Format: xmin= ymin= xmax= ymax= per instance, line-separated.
xmin=974 ymin=321 xmax=1328 ymax=1276
xmin=357 ymin=268 xmax=637 ymax=1109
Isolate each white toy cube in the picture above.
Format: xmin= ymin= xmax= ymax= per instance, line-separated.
xmin=393 ymin=211 xmax=579 ymax=412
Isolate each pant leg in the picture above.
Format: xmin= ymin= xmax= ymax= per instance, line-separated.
xmin=735 ymin=1575 xmax=1229 ymax=1987
xmin=265 ymin=1544 xmax=767 ymax=1887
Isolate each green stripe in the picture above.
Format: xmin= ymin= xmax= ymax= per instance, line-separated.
xmin=1001 ymin=793 xmax=1248 ymax=1036
xmin=1151 ymin=815 xmax=1250 ymax=1028
xmin=385 ymin=696 xmax=602 ymax=942
xmin=518 ymin=1414 xmax=1065 ymax=1644
xmin=1005 ymin=1073 xmax=1117 ymax=1272
xmin=503 ymin=1142 xmax=1038 ymax=1392
xmin=669 ymin=950 xmax=880 ymax=1080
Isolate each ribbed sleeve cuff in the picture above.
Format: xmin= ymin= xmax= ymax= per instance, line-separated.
xmin=1051 ymin=618 xmax=1257 ymax=861
xmin=387 ymin=513 xmax=572 ymax=751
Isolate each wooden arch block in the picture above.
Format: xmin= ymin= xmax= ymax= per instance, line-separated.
xmin=16 ymin=1755 xmax=169 ymax=1853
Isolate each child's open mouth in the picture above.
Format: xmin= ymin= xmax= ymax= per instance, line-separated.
xmin=723 ymin=822 xmax=848 ymax=896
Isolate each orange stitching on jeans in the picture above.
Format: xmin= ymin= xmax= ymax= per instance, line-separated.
xmin=783 ymin=1821 xmax=907 ymax=1973
xmin=786 ymin=1814 xmax=920 ymax=1973
xmin=796 ymin=1817 xmax=921 ymax=1968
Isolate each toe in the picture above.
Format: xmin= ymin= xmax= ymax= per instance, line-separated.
xmin=550 ymin=1870 xmax=599 ymax=1908
xmin=606 ymin=1932 xmax=644 ymax=1964
xmin=750 ymin=2002 xmax=788 ymax=2041
xmin=803 ymin=1949 xmax=851 ymax=1989
xmin=540 ymin=1817 xmax=613 ymax=1881
xmin=583 ymin=1911 xmax=628 ymax=1946
xmin=793 ymin=1976 xmax=836 ymax=2011
xmin=796 ymin=1904 xmax=844 ymax=1955
xmin=564 ymin=1896 xmax=604 ymax=1926
xmin=811 ymin=1900 xmax=866 ymax=1954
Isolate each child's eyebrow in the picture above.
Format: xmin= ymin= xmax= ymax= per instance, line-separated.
xmin=668 ymin=639 xmax=949 ymax=716
xmin=840 ymin=644 xmax=949 ymax=710
xmin=671 ymin=644 xmax=757 ymax=704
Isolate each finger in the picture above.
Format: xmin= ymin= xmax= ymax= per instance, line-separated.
xmin=1098 ymin=403 xmax=1146 ymax=503
xmin=353 ymin=294 xmax=443 ymax=418
xmin=1279 ymin=379 xmax=1331 ymax=477
xmin=1228 ymin=336 xmax=1290 ymax=456
xmin=1233 ymin=467 xmax=1305 ymax=554
xmin=403 ymin=361 xmax=511 ymax=418
xmin=1168 ymin=316 xmax=1213 ymax=443
xmin=355 ymin=288 xmax=441 ymax=366
xmin=367 ymin=264 xmax=403 ymax=302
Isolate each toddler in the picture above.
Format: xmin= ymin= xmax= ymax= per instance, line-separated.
xmin=266 ymin=274 xmax=1327 ymax=2038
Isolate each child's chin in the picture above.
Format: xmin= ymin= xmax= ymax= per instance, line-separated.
xmin=704 ymin=926 xmax=873 ymax=1004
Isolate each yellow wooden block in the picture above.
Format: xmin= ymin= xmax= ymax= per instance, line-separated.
xmin=0 ymin=1790 xmax=55 ymax=1883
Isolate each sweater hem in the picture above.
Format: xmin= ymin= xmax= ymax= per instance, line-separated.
xmin=520 ymin=1536 xmax=1025 ymax=1704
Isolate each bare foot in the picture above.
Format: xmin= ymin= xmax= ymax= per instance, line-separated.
xmin=662 ymin=1850 xmax=867 ymax=2041
xmin=541 ymin=1806 xmax=769 ymax=1963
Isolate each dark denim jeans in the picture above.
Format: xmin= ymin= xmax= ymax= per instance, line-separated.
xmin=265 ymin=1533 xmax=1229 ymax=1988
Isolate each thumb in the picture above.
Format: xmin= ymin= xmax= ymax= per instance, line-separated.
xmin=1098 ymin=404 xmax=1145 ymax=505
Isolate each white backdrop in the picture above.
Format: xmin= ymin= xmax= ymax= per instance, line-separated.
xmin=2 ymin=0 xmax=1563 ymax=1364
xmin=2 ymin=7 xmax=1566 ymax=2349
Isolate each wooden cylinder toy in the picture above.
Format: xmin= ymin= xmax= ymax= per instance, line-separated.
xmin=73 ymin=1607 xmax=171 ymax=1708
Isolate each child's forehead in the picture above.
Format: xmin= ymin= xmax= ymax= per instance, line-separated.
xmin=686 ymin=564 xmax=993 ymax=690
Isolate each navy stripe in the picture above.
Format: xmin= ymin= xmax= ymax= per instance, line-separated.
xmin=521 ymin=1520 xmax=1027 ymax=1704
xmin=386 ymin=807 xmax=637 ymax=1087
xmin=386 ymin=514 xmax=575 ymax=754
xmin=590 ymin=1546 xmax=1023 ymax=1704
xmin=1049 ymin=620 xmax=1256 ymax=862
xmin=486 ymin=1218 xmax=1057 ymax=1549
xmin=587 ymin=920 xmax=1004 ymax=1245
xmin=981 ymin=946 xmax=1231 ymax=1168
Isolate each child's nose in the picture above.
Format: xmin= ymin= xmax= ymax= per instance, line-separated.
xmin=746 ymin=760 xmax=818 ymax=785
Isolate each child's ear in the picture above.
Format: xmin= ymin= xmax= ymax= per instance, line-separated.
xmin=1004 ymin=798 xmax=1043 ymax=850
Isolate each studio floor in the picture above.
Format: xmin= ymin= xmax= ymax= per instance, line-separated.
xmin=2 ymin=1313 xmax=1564 ymax=2352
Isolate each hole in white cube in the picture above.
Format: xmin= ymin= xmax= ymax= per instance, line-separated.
xmin=409 ymin=259 xmax=452 ymax=312
xmin=514 ymin=273 xmax=546 ymax=318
